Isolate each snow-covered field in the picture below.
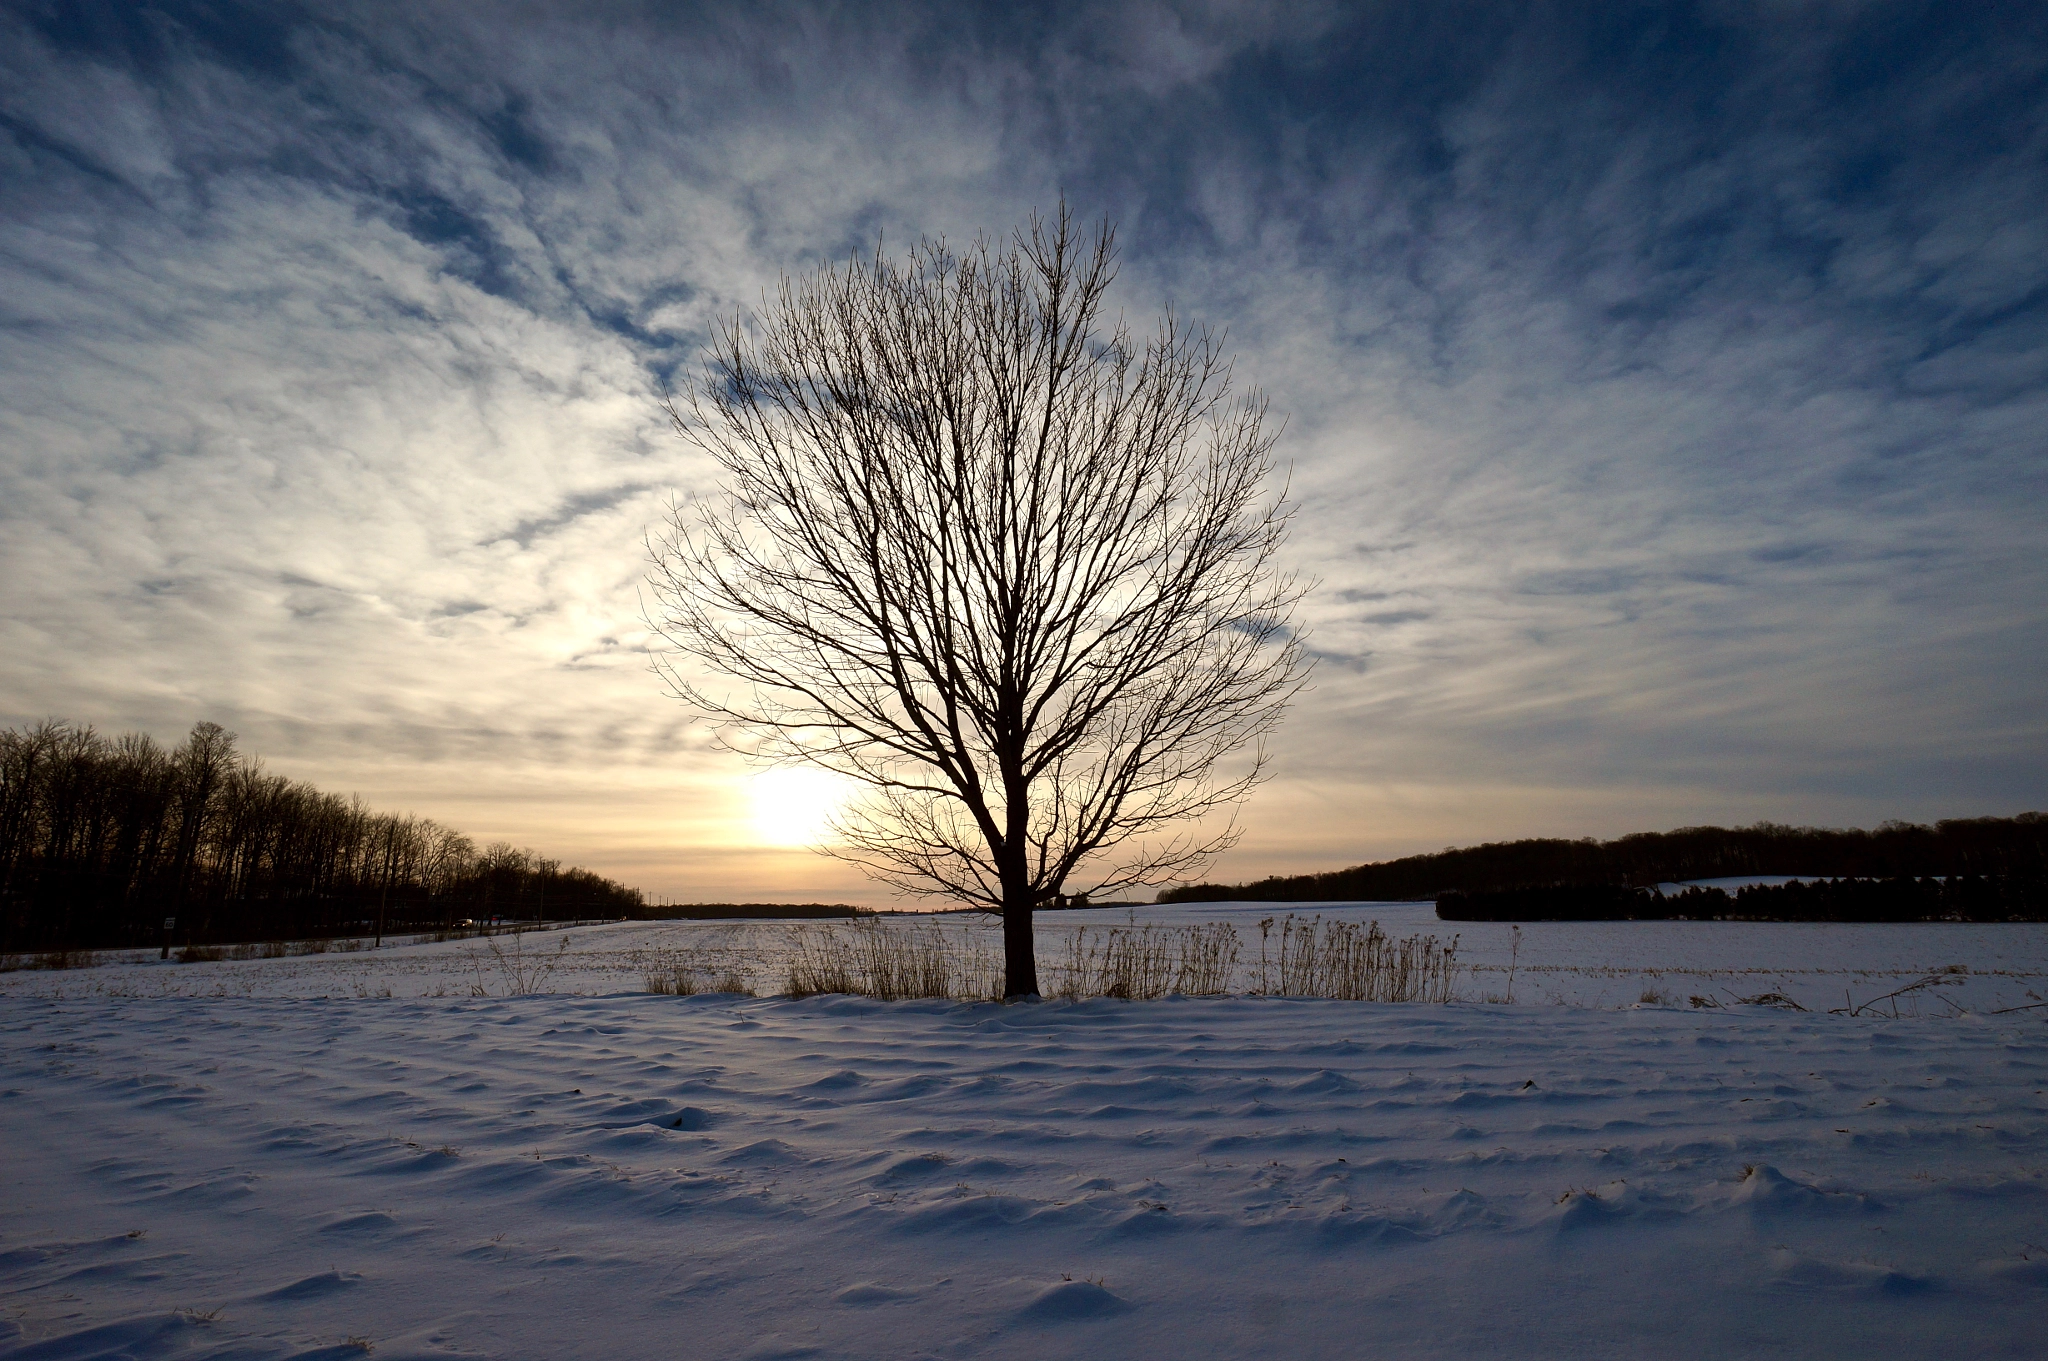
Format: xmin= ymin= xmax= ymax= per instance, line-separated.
xmin=4 ymin=905 xmax=2046 ymax=1358
xmin=6 ymin=900 xmax=2045 ymax=1014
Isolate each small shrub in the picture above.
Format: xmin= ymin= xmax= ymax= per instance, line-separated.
xmin=178 ymin=944 xmax=225 ymax=964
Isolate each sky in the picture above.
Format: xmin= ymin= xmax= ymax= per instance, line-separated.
xmin=2 ymin=0 xmax=2044 ymax=903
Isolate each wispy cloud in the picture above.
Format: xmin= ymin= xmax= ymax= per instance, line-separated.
xmin=1 ymin=1 xmax=2041 ymax=894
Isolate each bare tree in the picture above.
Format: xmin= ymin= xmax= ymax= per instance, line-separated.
xmin=647 ymin=205 xmax=1309 ymax=997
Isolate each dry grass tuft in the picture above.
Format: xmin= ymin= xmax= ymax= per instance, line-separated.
xmin=463 ymin=931 xmax=569 ymax=996
xmin=1048 ymin=923 xmax=1241 ymax=999
xmin=643 ymin=931 xmax=765 ymax=998
xmin=710 ymin=969 xmax=755 ymax=996
xmin=784 ymin=921 xmax=1000 ymax=1001
xmin=1252 ymin=914 xmax=1460 ymax=1003
xmin=647 ymin=913 xmax=1460 ymax=1006
xmin=645 ymin=966 xmax=701 ymax=996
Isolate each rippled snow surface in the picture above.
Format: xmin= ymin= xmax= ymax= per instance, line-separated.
xmin=3 ymin=982 xmax=2045 ymax=1358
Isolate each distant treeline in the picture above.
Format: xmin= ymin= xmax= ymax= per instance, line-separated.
xmin=627 ymin=903 xmax=870 ymax=921
xmin=1158 ymin=814 xmax=2048 ymax=904
xmin=0 ymin=719 xmax=646 ymax=950
xmin=1438 ymin=876 xmax=2048 ymax=923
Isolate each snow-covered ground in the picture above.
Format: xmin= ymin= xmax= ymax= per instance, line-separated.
xmin=4 ymin=906 xmax=2046 ymax=1358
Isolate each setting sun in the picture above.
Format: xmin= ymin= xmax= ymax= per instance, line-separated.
xmin=748 ymin=766 xmax=849 ymax=848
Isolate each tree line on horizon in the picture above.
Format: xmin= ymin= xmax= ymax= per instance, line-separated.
xmin=0 ymin=719 xmax=646 ymax=951
xmin=1158 ymin=814 xmax=2048 ymax=904
xmin=1437 ymin=875 xmax=2047 ymax=923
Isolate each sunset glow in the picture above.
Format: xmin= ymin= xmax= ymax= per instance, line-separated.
xmin=748 ymin=766 xmax=850 ymax=850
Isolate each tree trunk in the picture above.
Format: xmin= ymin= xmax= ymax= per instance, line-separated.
xmin=999 ymin=762 xmax=1039 ymax=999
xmin=374 ymin=826 xmax=396 ymax=948
xmin=1001 ymin=896 xmax=1038 ymax=999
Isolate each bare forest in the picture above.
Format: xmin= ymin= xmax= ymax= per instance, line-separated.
xmin=0 ymin=720 xmax=643 ymax=951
